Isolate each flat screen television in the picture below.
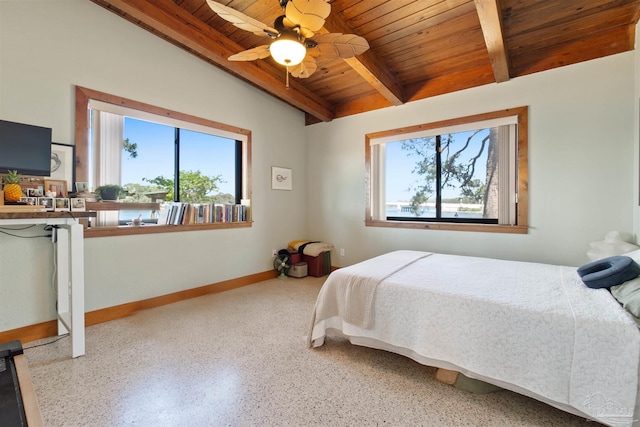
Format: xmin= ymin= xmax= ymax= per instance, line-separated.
xmin=0 ymin=119 xmax=52 ymax=176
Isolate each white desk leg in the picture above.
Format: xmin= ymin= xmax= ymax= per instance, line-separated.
xmin=56 ymin=228 xmax=70 ymax=335
xmin=69 ymin=223 xmax=85 ymax=358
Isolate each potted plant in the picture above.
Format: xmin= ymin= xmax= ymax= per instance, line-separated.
xmin=95 ymin=184 xmax=125 ymax=201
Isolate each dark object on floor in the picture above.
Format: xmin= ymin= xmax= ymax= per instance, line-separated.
xmin=0 ymin=340 xmax=25 ymax=427
xmin=302 ymin=251 xmax=331 ymax=277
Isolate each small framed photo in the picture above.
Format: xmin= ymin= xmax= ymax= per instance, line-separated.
xmin=54 ymin=197 xmax=70 ymax=211
xmin=75 ymin=182 xmax=89 ymax=193
xmin=20 ymin=197 xmax=37 ymax=206
xmin=70 ymin=198 xmax=86 ymax=211
xmin=271 ymin=166 xmax=292 ymax=191
xmin=44 ymin=179 xmax=68 ymax=198
xmin=26 ymin=187 xmax=44 ymax=198
xmin=38 ymin=197 xmax=54 ymax=210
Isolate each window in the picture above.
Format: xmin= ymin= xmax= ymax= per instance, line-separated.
xmin=366 ymin=107 xmax=528 ymax=233
xmin=75 ymin=86 xmax=252 ymax=235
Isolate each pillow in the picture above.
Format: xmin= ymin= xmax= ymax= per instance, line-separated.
xmin=577 ymin=256 xmax=640 ymax=289
xmin=611 ymin=277 xmax=640 ymax=319
xmin=587 ymin=231 xmax=640 ymax=261
xmin=622 ymin=248 xmax=640 ymax=264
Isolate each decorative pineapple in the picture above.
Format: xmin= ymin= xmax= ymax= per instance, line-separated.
xmin=3 ymin=170 xmax=22 ymax=202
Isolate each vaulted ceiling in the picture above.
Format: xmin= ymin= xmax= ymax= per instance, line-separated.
xmin=91 ymin=0 xmax=640 ymax=124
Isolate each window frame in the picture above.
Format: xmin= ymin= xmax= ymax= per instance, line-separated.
xmin=75 ymin=86 xmax=252 ymax=238
xmin=365 ymin=106 xmax=528 ymax=234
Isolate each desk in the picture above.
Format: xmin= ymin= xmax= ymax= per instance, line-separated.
xmin=0 ymin=212 xmax=95 ymax=358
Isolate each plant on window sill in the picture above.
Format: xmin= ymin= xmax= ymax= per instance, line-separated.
xmin=94 ymin=185 xmax=126 ymax=201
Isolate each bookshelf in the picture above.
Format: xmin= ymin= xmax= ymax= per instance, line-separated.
xmin=82 ymin=200 xmax=252 ymax=238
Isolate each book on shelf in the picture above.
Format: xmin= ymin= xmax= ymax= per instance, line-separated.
xmin=157 ymin=206 xmax=170 ymax=225
xmin=160 ymin=201 xmax=250 ymax=225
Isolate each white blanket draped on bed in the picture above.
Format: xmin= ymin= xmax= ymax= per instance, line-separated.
xmin=311 ymin=250 xmax=431 ymax=329
xmin=308 ymin=250 xmax=640 ymax=427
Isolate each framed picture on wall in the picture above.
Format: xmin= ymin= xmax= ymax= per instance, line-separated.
xmin=271 ymin=166 xmax=292 ymax=191
xmin=50 ymin=143 xmax=75 ymax=189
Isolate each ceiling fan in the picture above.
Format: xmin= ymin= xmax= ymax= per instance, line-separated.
xmin=206 ymin=0 xmax=370 ymax=86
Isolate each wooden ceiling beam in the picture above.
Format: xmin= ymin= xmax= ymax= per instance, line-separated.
xmin=91 ymin=0 xmax=335 ymax=121
xmin=474 ymin=0 xmax=510 ymax=83
xmin=322 ymin=13 xmax=405 ymax=106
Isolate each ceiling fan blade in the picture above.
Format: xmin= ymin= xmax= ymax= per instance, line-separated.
xmin=310 ymin=33 xmax=370 ymax=59
xmin=289 ymin=56 xmax=317 ymax=78
xmin=283 ymin=0 xmax=331 ymax=39
xmin=206 ymin=0 xmax=278 ymax=37
xmin=228 ymin=45 xmax=271 ymax=61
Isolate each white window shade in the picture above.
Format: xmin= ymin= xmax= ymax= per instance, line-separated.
xmin=92 ymin=110 xmax=123 ymax=227
xmin=498 ymin=124 xmax=517 ymax=225
xmin=370 ymin=144 xmax=386 ymax=221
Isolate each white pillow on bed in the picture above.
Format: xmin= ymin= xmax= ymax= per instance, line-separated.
xmin=611 ymin=277 xmax=640 ymax=321
xmin=622 ymin=248 xmax=640 ymax=264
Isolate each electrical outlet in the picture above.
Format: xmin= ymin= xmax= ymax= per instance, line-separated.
xmin=272 ymin=249 xmax=277 ymax=257
xmin=340 ymin=248 xmax=345 ymax=257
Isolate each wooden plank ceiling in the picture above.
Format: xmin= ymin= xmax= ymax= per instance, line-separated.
xmin=91 ymin=0 xmax=640 ymax=124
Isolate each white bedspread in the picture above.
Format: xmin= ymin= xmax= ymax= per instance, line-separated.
xmin=309 ymin=250 xmax=640 ymax=427
xmin=311 ymin=250 xmax=431 ymax=328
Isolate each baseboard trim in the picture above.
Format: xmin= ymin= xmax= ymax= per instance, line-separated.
xmin=0 ymin=270 xmax=276 ymax=345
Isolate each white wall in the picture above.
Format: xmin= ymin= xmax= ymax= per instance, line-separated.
xmin=0 ymin=0 xmax=307 ymax=331
xmin=306 ymin=52 xmax=637 ymax=267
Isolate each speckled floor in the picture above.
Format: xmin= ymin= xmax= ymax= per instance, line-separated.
xmin=24 ymin=276 xmax=599 ymax=426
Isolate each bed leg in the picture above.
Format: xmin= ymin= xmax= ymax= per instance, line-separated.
xmin=435 ymin=368 xmax=503 ymax=394
xmin=435 ymin=368 xmax=459 ymax=385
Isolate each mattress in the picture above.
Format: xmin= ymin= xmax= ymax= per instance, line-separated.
xmin=308 ymin=250 xmax=640 ymax=427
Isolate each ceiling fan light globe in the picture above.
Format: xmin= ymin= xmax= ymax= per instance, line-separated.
xmin=270 ymin=39 xmax=306 ymax=66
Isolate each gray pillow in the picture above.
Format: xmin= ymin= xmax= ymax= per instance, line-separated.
xmin=611 ymin=277 xmax=640 ymax=320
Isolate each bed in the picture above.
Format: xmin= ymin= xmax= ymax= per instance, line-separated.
xmin=308 ymin=250 xmax=640 ymax=427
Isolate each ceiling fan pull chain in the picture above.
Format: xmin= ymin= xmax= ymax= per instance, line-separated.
xmin=285 ymin=66 xmax=290 ymax=89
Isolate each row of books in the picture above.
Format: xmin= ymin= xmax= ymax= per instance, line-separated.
xmin=158 ymin=202 xmax=250 ymax=225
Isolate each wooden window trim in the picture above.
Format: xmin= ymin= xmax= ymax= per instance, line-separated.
xmin=365 ymin=106 xmax=528 ymax=234
xmin=75 ymin=86 xmax=252 ymax=237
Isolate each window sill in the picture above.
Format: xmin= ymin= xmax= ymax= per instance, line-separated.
xmin=85 ymin=201 xmax=161 ymax=211
xmin=84 ymin=221 xmax=252 ymax=238
xmin=365 ymin=219 xmax=527 ymax=234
